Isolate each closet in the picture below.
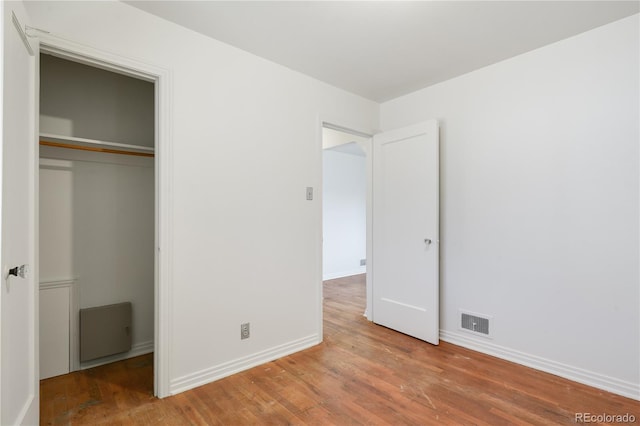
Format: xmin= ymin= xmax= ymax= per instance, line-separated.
xmin=38 ymin=53 xmax=155 ymax=379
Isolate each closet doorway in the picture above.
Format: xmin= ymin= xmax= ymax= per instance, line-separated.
xmin=38 ymin=52 xmax=156 ymax=388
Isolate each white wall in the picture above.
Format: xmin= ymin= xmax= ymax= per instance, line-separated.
xmin=24 ymin=0 xmax=378 ymax=394
xmin=323 ymin=147 xmax=366 ymax=280
xmin=39 ymin=164 xmax=72 ymax=280
xmin=38 ymin=161 xmax=73 ymax=379
xmin=381 ymin=15 xmax=639 ymax=399
xmin=39 ymin=285 xmax=70 ymax=379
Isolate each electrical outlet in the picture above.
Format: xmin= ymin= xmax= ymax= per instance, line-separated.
xmin=241 ymin=322 xmax=250 ymax=340
xmin=360 ymin=259 xmax=366 ymax=266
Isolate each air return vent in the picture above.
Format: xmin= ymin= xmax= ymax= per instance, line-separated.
xmin=460 ymin=310 xmax=492 ymax=337
xmin=80 ymin=302 xmax=132 ymax=362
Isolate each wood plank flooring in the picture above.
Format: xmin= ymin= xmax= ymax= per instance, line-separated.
xmin=40 ymin=274 xmax=640 ymax=425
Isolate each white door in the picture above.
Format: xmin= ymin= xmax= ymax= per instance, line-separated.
xmin=1 ymin=3 xmax=39 ymax=425
xmin=372 ymin=120 xmax=439 ymax=344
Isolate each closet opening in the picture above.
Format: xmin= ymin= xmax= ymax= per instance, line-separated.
xmin=38 ymin=52 xmax=156 ymax=391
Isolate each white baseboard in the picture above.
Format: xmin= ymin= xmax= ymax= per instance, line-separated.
xmin=79 ymin=340 xmax=154 ymax=370
xmin=440 ymin=330 xmax=639 ymax=401
xmin=170 ymin=334 xmax=321 ymax=395
xmin=323 ymin=267 xmax=366 ymax=281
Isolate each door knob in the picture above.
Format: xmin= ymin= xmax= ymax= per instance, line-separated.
xmin=7 ymin=264 xmax=29 ymax=279
xmin=424 ymin=238 xmax=432 ymax=246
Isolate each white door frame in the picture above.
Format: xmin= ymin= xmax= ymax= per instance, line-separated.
xmin=34 ymin=34 xmax=173 ymax=398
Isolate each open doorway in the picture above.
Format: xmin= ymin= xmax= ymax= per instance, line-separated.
xmin=37 ymin=52 xmax=156 ymax=391
xmin=321 ymin=120 xmax=440 ymax=343
xmin=321 ymin=124 xmax=371 ymax=319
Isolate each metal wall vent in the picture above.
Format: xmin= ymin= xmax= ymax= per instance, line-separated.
xmin=461 ymin=312 xmax=490 ymax=336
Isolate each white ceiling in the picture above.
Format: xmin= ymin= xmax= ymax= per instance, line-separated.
xmin=125 ymin=1 xmax=639 ymax=102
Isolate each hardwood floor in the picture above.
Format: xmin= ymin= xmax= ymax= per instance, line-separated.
xmin=41 ymin=274 xmax=639 ymax=425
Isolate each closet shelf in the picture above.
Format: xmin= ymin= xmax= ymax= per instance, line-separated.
xmin=40 ymin=133 xmax=154 ymax=157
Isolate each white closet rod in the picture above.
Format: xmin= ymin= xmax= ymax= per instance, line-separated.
xmin=40 ymin=133 xmax=154 ymax=158
xmin=40 ymin=133 xmax=155 ymax=153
